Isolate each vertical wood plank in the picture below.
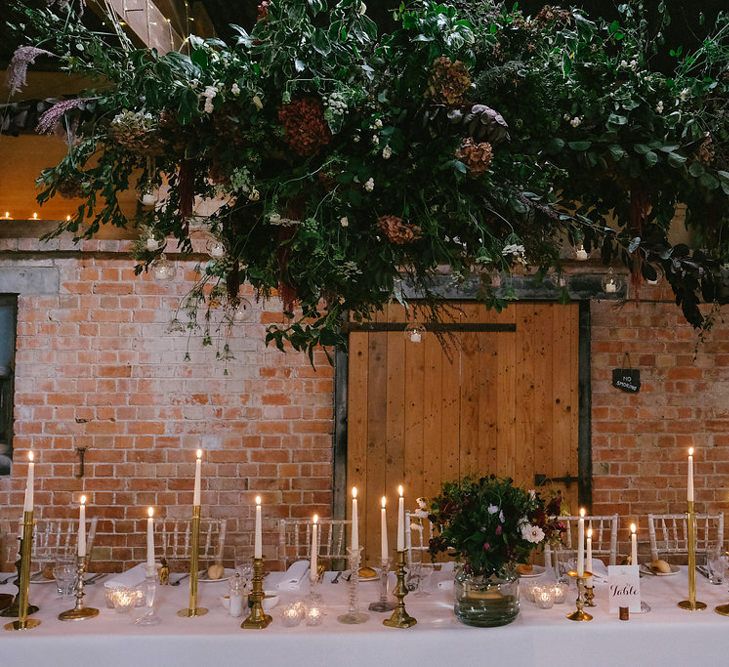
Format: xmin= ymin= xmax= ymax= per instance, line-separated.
xmin=422 ymin=333 xmax=443 ymax=500
xmin=459 ymin=303 xmax=480 ymax=478
xmin=347 ymin=331 xmax=369 ymax=534
xmin=403 ymin=328 xmax=425 ymax=502
xmin=363 ymin=331 xmax=388 ymax=563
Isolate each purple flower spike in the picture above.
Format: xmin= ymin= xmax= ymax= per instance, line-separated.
xmin=6 ymin=46 xmax=55 ymax=95
xmin=36 ymin=98 xmax=85 ymax=135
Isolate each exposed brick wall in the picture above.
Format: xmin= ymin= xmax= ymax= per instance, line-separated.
xmin=2 ymin=242 xmax=728 ymax=569
xmin=591 ymin=297 xmax=729 ymax=558
xmin=0 ymin=253 xmax=334 ymax=571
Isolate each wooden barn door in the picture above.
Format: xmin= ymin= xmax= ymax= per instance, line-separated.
xmin=346 ymin=302 xmax=581 ymax=564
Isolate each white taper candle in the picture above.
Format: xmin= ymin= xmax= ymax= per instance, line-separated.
xmin=397 ymin=485 xmax=405 ymax=552
xmin=351 ymin=487 xmax=359 ymax=553
xmin=688 ymin=447 xmax=695 ymax=503
xmin=630 ymin=523 xmax=638 ymax=566
xmin=310 ymin=514 xmax=318 ymax=583
xmin=380 ymin=496 xmax=388 ymax=563
xmin=576 ymin=508 xmax=585 ymax=577
xmin=193 ymin=449 xmax=203 ymax=506
xmin=23 ymin=451 xmax=34 ymax=512
xmin=78 ymin=495 xmax=87 ymax=558
xmin=254 ymin=496 xmax=262 ymax=559
xmin=146 ymin=507 xmax=155 ymax=575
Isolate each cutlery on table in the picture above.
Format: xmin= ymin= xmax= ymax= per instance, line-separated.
xmin=170 ymin=573 xmax=190 ymax=587
xmin=85 ymin=573 xmax=107 ymax=585
xmin=331 ymin=571 xmax=343 ymax=584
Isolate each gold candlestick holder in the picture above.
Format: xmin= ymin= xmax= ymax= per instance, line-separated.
xmin=383 ymin=549 xmax=416 ymax=629
xmin=566 ymin=570 xmax=593 ymax=621
xmin=178 ymin=505 xmax=208 ymax=617
xmin=58 ymin=553 xmax=99 ymax=621
xmin=4 ymin=511 xmax=40 ymax=631
xmin=678 ymin=502 xmax=707 ymax=611
xmin=241 ymin=557 xmax=271 ymax=629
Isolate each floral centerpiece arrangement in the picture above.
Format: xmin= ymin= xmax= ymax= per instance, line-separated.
xmin=428 ymin=475 xmax=564 ymax=626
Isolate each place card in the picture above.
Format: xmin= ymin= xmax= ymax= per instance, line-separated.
xmin=608 ymin=565 xmax=641 ymax=614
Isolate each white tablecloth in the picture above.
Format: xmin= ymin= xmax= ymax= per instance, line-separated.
xmin=2 ymin=568 xmax=729 ymax=667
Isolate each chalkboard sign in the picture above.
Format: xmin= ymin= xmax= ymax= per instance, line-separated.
xmin=612 ymin=354 xmax=640 ymax=393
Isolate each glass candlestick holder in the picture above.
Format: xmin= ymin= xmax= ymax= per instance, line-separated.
xmin=337 ymin=547 xmax=369 ymax=624
xmin=369 ymin=558 xmax=396 ymax=612
xmin=135 ymin=576 xmax=161 ymax=626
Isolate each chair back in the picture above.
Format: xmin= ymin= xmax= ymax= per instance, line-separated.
xmin=405 ymin=510 xmax=434 ymax=567
xmin=278 ymin=518 xmax=350 ymax=569
xmin=157 ymin=518 xmax=226 ymax=564
xmin=648 ymin=513 xmax=724 ymax=561
xmin=557 ymin=514 xmax=619 ymax=565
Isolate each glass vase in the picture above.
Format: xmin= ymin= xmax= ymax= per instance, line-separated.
xmin=453 ymin=566 xmax=520 ymax=627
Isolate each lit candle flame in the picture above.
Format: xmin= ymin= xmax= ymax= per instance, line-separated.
xmin=688 ymin=447 xmax=694 ymax=456
xmin=255 ymin=495 xmax=261 ymax=506
xmin=398 ymin=485 xmax=404 ymax=497
xmin=32 ymin=212 xmax=38 ymax=220
xmin=147 ymin=507 xmax=154 ymax=518
xmin=313 ymin=514 xmax=319 ymax=524
xmin=80 ymin=495 xmax=87 ymax=505
xmin=579 ymin=507 xmax=586 ymax=518
xmin=630 ymin=523 xmax=637 ymax=534
xmin=352 ymin=486 xmax=358 ymax=499
xmin=196 ymin=448 xmax=203 ymax=460
xmin=28 ymin=451 xmax=34 ymax=462
xmin=381 ymin=496 xmax=386 ymax=508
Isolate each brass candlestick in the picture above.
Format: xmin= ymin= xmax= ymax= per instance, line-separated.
xmin=58 ymin=554 xmax=99 ymax=621
xmin=383 ymin=550 xmax=416 ymax=629
xmin=4 ymin=511 xmax=40 ymax=631
xmin=566 ymin=570 xmax=593 ymax=621
xmin=177 ymin=505 xmax=208 ymax=617
xmin=241 ymin=557 xmax=271 ymax=629
xmin=679 ymin=502 xmax=707 ymax=611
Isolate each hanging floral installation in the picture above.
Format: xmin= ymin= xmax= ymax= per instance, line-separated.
xmin=5 ymin=0 xmax=729 ymax=357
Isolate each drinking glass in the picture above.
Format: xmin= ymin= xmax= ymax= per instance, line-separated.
xmin=706 ymin=544 xmax=727 ymax=585
xmin=53 ymin=560 xmax=76 ymax=597
xmin=135 ymin=576 xmax=161 ymax=626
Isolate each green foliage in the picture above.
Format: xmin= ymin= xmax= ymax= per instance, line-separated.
xmin=8 ymin=0 xmax=729 ymax=356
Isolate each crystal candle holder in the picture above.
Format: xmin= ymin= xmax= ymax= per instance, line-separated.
xmin=551 ymin=582 xmax=568 ymax=604
xmin=109 ymin=587 xmax=138 ymax=614
xmin=280 ymin=602 xmax=304 ymax=627
xmin=534 ymin=586 xmax=554 ymax=609
xmin=305 ymin=604 xmax=323 ymax=626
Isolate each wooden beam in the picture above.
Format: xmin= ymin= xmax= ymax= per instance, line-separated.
xmin=90 ymin=0 xmax=184 ymax=53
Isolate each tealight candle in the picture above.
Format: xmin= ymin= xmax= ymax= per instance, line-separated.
xmin=575 ymin=247 xmax=588 ymax=261
xmin=551 ymin=582 xmax=567 ymax=604
xmin=605 ymin=280 xmax=617 ymax=293
xmin=535 ymin=587 xmax=554 ymax=609
xmin=306 ymin=605 xmax=323 ymax=626
xmin=281 ymin=602 xmax=303 ymax=627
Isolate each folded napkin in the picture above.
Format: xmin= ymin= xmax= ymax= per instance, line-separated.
xmin=275 ymin=560 xmax=310 ymax=591
xmin=104 ymin=563 xmax=150 ymax=590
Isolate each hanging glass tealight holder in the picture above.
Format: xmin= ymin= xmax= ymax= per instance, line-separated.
xmin=152 ymin=254 xmax=177 ymax=281
xmin=601 ymin=267 xmax=622 ymax=294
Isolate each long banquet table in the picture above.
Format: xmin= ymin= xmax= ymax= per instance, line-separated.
xmin=2 ymin=567 xmax=729 ymax=667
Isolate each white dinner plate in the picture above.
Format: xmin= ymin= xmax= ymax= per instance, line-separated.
xmin=198 ymin=567 xmax=237 ymax=583
xmin=640 ymin=563 xmax=680 ymax=576
xmin=517 ymin=565 xmax=545 ymax=578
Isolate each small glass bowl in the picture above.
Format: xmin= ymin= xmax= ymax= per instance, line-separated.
xmin=550 ymin=582 xmax=568 ymax=604
xmin=280 ymin=601 xmax=305 ymax=627
xmin=108 ymin=587 xmax=138 ymax=613
xmin=305 ymin=605 xmax=324 ymax=626
xmin=533 ymin=585 xmax=554 ymax=609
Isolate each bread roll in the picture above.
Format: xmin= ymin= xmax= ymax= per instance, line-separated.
xmin=516 ymin=563 xmax=534 ymax=575
xmin=358 ymin=566 xmax=377 ymax=578
xmin=207 ymin=563 xmax=225 ymax=579
xmin=650 ymin=559 xmax=671 ymax=573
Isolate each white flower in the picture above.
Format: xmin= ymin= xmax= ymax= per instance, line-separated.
xmin=619 ymin=60 xmax=628 ymax=68
xmin=340 ymin=216 xmax=349 ymax=228
xmin=203 ymin=99 xmax=214 ymax=114
xmin=570 ymin=116 xmax=582 ymax=128
xmin=679 ymin=88 xmax=690 ymax=102
xmin=655 ymin=100 xmax=664 ymax=114
xmin=629 ymin=59 xmax=638 ymax=70
xmin=358 ymin=2 xmax=367 ymax=15
xmin=521 ymin=523 xmax=545 ymax=544
xmin=374 ymin=118 xmax=383 ymax=128
xmin=487 ymin=504 xmax=499 ymax=515
xmin=202 ymin=85 xmax=217 ymax=100
xmin=372 ymin=134 xmax=380 ymax=146
xmin=231 ymin=83 xmax=241 ymax=96
xmin=248 ymin=188 xmax=260 ymax=202
xmin=252 ymin=95 xmax=263 ymax=110
xmin=363 ymin=177 xmax=374 ymax=192
xmin=269 ymin=213 xmax=282 ymax=224
xmin=563 ymin=113 xmax=571 ymax=121
xmin=382 ymin=145 xmax=392 ymax=159
xmin=502 ymin=243 xmax=526 ymax=257
xmin=499 ymin=510 xmax=505 ymax=523
xmin=353 ymin=134 xmax=361 ymax=143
